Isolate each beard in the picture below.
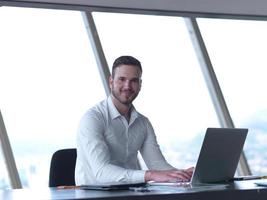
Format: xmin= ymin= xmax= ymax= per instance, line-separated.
xmin=111 ymin=88 xmax=139 ymax=106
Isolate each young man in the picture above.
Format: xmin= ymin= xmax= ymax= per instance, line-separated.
xmin=75 ymin=56 xmax=193 ymax=185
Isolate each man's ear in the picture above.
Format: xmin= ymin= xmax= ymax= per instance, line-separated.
xmin=109 ymin=76 xmax=113 ymax=88
xmin=139 ymin=79 xmax=142 ymax=91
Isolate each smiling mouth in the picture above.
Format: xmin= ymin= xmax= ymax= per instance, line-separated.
xmin=122 ymin=90 xmax=133 ymax=96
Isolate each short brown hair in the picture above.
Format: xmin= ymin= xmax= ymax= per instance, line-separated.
xmin=112 ymin=56 xmax=142 ymax=77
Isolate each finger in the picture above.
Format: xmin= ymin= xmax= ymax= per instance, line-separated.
xmin=181 ymin=168 xmax=194 ymax=177
xmin=179 ymin=172 xmax=191 ymax=180
xmin=175 ymin=170 xmax=192 ymax=178
xmin=186 ymin=167 xmax=195 ymax=173
xmin=169 ymin=171 xmax=191 ymax=181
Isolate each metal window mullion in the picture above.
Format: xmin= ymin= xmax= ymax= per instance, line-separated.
xmin=81 ymin=11 xmax=144 ymax=170
xmin=81 ymin=11 xmax=110 ymax=96
xmin=0 ymin=110 xmax=22 ymax=189
xmin=184 ymin=17 xmax=251 ymax=175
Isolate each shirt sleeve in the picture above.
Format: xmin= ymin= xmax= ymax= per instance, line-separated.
xmin=76 ymin=109 xmax=145 ymax=184
xmin=140 ymin=119 xmax=176 ymax=170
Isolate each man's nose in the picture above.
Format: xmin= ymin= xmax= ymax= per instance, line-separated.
xmin=123 ymin=80 xmax=131 ymax=88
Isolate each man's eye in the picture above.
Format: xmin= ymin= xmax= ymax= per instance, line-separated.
xmin=132 ymin=79 xmax=139 ymax=83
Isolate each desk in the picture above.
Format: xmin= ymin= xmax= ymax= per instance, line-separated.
xmin=1 ymin=180 xmax=267 ymax=200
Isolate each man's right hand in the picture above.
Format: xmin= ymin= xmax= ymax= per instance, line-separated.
xmin=145 ymin=167 xmax=194 ymax=182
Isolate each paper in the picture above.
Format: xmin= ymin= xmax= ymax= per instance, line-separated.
xmin=255 ymin=181 xmax=267 ymax=187
xmin=80 ymin=182 xmax=147 ymax=190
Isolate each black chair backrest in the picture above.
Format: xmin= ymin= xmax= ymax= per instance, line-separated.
xmin=49 ymin=148 xmax=77 ymax=187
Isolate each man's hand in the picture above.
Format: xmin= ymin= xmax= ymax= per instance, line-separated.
xmin=145 ymin=167 xmax=194 ymax=182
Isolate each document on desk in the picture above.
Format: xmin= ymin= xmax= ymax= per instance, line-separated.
xmin=255 ymin=180 xmax=267 ymax=187
xmin=80 ymin=181 xmax=147 ymax=191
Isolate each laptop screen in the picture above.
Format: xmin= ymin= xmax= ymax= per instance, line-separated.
xmin=191 ymin=128 xmax=248 ymax=185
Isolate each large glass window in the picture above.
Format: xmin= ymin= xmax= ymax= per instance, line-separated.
xmin=0 ymin=151 xmax=10 ymax=188
xmin=0 ymin=7 xmax=105 ymax=188
xmin=93 ymin=12 xmax=219 ymax=168
xmin=198 ymin=18 xmax=267 ymax=175
xmin=3 ymin=5 xmax=262 ymax=188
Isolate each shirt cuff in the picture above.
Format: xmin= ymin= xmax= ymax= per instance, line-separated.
xmin=131 ymin=170 xmax=146 ymax=183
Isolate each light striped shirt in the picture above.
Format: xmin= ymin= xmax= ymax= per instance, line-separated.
xmin=75 ymin=96 xmax=174 ymax=185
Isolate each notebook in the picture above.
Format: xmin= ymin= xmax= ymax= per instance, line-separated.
xmin=150 ymin=127 xmax=248 ymax=186
xmin=80 ymin=181 xmax=147 ymax=191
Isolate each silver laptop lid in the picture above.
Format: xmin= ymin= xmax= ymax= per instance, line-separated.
xmin=191 ymin=128 xmax=248 ymax=185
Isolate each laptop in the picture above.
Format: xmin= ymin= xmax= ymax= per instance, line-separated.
xmin=81 ymin=128 xmax=248 ymax=190
xmin=151 ymin=127 xmax=248 ymax=187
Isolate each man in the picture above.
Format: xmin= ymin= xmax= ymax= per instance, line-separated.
xmin=75 ymin=55 xmax=193 ymax=185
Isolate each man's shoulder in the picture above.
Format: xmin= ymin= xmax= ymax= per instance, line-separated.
xmin=83 ymin=99 xmax=108 ymax=118
xmin=136 ymin=112 xmax=147 ymax=119
xmin=134 ymin=109 xmax=150 ymax=122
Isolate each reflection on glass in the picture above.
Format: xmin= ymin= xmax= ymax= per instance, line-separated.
xmin=0 ymin=150 xmax=10 ymax=189
xmin=93 ymin=12 xmax=219 ymax=168
xmin=0 ymin=7 xmax=105 ymax=188
xmin=198 ymin=18 xmax=267 ymax=175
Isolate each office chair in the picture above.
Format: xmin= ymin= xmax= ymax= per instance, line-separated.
xmin=48 ymin=148 xmax=77 ymax=187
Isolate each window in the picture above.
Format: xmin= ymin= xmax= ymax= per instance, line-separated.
xmin=198 ymin=18 xmax=267 ymax=175
xmin=2 ymin=6 xmax=262 ymax=188
xmin=93 ymin=12 xmax=219 ymax=168
xmin=0 ymin=152 xmax=10 ymax=188
xmin=0 ymin=7 xmax=105 ymax=188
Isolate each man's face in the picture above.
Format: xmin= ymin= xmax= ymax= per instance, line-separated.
xmin=109 ymin=64 xmax=142 ymax=106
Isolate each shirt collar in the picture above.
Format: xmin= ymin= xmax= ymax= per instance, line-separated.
xmin=107 ymin=96 xmax=121 ymax=120
xmin=107 ymin=96 xmax=140 ymax=122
